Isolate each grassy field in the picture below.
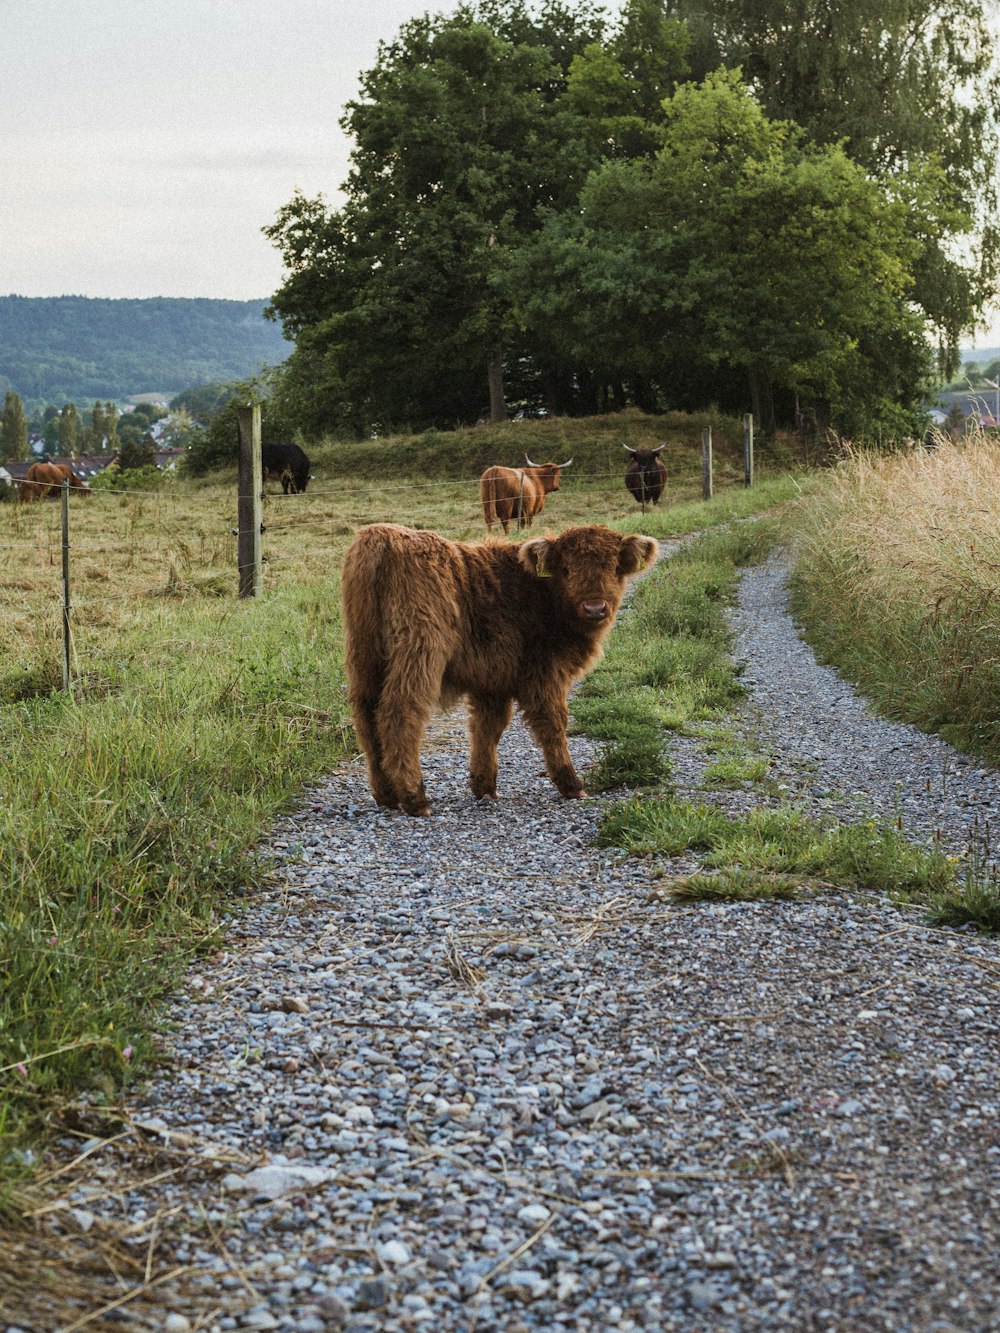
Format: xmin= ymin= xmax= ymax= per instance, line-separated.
xmin=1 ymin=410 xmax=794 ymax=1167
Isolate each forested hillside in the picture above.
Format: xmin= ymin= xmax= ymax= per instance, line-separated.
xmin=0 ymin=296 xmax=291 ymax=410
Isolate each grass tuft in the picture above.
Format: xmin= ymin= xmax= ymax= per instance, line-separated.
xmin=600 ymin=798 xmax=955 ymax=900
xmin=667 ymin=869 xmax=801 ymax=902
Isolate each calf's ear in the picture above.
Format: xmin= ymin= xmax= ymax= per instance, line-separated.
xmin=518 ymin=536 xmax=552 ymax=577
xmin=618 ymin=534 xmax=659 ymax=576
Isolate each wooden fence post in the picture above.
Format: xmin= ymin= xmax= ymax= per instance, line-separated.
xmin=743 ymin=413 xmax=754 ymax=488
xmin=61 ymin=479 xmax=72 ymax=691
xmin=701 ymin=426 xmax=713 ymax=501
xmin=237 ymin=404 xmax=263 ymax=598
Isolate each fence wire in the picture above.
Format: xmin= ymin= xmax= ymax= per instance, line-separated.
xmin=2 ymin=454 xmax=739 ymax=692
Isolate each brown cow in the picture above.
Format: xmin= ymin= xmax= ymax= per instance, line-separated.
xmin=19 ymin=461 xmax=92 ymax=501
xmin=624 ymin=443 xmax=667 ymax=506
xmin=480 ymin=454 xmax=573 ymax=534
xmin=342 ymin=522 xmax=658 ymax=815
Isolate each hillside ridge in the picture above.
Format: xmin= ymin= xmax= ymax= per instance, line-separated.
xmin=0 ymin=294 xmax=291 ymax=409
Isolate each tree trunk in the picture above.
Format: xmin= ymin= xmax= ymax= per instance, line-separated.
xmin=632 ymin=374 xmax=658 ymax=414
xmin=488 ymin=348 xmax=507 ymax=423
xmin=749 ymin=369 xmax=777 ymax=436
xmin=576 ymin=369 xmax=599 ymax=416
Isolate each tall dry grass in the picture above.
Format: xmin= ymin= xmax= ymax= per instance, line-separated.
xmin=791 ymin=429 xmax=1000 ymax=756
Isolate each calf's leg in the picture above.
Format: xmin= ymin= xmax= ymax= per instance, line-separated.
xmin=349 ymin=692 xmax=400 ymax=808
xmin=521 ymin=690 xmax=586 ymax=799
xmin=374 ymin=648 xmax=448 ymax=816
xmin=468 ymin=694 xmax=514 ymax=799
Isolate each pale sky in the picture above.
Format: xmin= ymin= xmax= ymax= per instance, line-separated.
xmin=2 ymin=0 xmax=998 ymax=346
xmin=1 ymin=0 xmax=451 ymax=301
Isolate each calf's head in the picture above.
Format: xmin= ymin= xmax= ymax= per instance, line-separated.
xmin=519 ymin=526 xmax=658 ymax=624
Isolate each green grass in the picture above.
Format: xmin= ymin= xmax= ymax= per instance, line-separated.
xmin=574 ymin=510 xmax=784 ymax=790
xmin=598 ymin=797 xmax=960 ymax=905
xmin=670 ymin=869 xmax=802 ymax=902
xmin=0 ymin=584 xmax=353 ymax=1146
xmin=789 ymin=433 xmax=1000 ymax=760
xmin=924 ymin=829 xmax=1000 ymax=931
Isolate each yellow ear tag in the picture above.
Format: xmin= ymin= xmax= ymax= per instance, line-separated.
xmin=536 ymin=563 xmax=551 ymax=577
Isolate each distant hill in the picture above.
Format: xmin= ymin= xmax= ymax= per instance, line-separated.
xmin=960 ymin=345 xmax=1000 ymax=367
xmin=0 ymin=295 xmax=292 ymax=410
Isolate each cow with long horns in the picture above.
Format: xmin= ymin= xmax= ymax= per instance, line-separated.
xmin=623 ymin=443 xmax=666 ymax=507
xmin=342 ymin=522 xmax=659 ymax=815
xmin=480 ymin=454 xmax=573 ymax=534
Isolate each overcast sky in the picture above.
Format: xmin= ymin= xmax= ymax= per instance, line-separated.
xmin=2 ymin=0 xmax=998 ymax=345
xmin=1 ymin=0 xmax=449 ymax=302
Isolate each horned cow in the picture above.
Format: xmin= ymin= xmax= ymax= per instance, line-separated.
xmin=342 ymin=522 xmax=658 ymax=816
xmin=480 ymin=454 xmax=572 ymax=533
xmin=624 ymin=443 xmax=666 ymax=506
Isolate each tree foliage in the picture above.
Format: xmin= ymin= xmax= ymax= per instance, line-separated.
xmin=1 ymin=391 xmax=29 ymax=461
xmin=509 ymin=70 xmax=932 ymax=434
xmin=266 ymin=0 xmax=630 ymax=432
xmin=665 ymin=0 xmax=1000 ymax=369
xmin=266 ymin=0 xmax=999 ymax=438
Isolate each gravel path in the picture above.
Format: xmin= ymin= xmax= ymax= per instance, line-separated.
xmin=5 ymin=553 xmax=1000 ymax=1333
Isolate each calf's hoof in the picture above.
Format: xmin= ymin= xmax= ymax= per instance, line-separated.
xmin=400 ymin=796 xmax=432 ymax=817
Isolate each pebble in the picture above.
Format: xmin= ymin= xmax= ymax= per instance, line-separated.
xmin=15 ymin=549 xmax=1000 ymax=1333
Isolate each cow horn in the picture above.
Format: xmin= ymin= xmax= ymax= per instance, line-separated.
xmin=652 ymin=444 xmax=666 ymax=454
xmin=524 ymin=453 xmax=573 ymax=469
xmin=622 ymin=443 xmax=637 ymax=455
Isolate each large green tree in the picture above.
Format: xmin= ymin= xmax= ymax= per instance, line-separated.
xmin=266 ymin=1 xmax=627 ymax=433
xmin=57 ymin=402 xmax=79 ymax=454
xmin=508 ymin=70 xmax=933 ymax=434
xmin=665 ymin=0 xmax=1000 ymax=364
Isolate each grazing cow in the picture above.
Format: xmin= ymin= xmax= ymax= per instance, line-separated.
xmin=19 ymin=461 xmax=91 ymax=501
xmin=261 ymin=441 xmax=311 ymax=494
xmin=480 ymin=454 xmax=573 ymax=533
xmin=342 ymin=522 xmax=658 ymax=815
xmin=624 ymin=443 xmax=667 ymax=506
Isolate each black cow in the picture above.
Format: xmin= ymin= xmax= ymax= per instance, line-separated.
xmin=262 ymin=442 xmax=311 ymax=494
xmin=623 ymin=443 xmax=666 ymax=506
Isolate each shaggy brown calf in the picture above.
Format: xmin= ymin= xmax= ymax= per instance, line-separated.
xmin=624 ymin=443 xmax=667 ymax=506
xmin=19 ymin=461 xmax=92 ymax=501
xmin=480 ymin=454 xmax=572 ymax=534
xmin=342 ymin=522 xmax=658 ymax=815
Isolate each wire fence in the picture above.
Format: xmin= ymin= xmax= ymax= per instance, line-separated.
xmin=1 ymin=444 xmax=747 ymax=694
